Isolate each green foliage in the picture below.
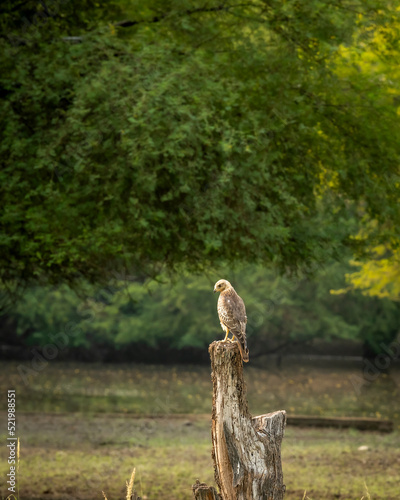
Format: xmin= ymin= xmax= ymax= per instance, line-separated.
xmin=338 ymin=244 xmax=400 ymax=301
xmin=8 ymin=262 xmax=400 ymax=355
xmin=1 ymin=1 xmax=400 ymax=292
xmin=233 ymin=263 xmax=400 ymax=353
xmin=12 ymin=284 xmax=85 ymax=346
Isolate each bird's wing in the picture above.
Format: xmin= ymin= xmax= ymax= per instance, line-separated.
xmin=219 ymin=291 xmax=249 ymax=362
xmin=219 ymin=293 xmax=246 ymax=333
xmin=236 ymin=295 xmax=247 ymax=326
xmin=218 ymin=296 xmax=239 ymax=330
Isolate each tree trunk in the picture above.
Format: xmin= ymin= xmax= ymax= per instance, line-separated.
xmin=206 ymin=340 xmax=286 ymax=500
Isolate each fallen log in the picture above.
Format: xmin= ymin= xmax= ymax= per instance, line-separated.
xmin=287 ymin=415 xmax=393 ymax=432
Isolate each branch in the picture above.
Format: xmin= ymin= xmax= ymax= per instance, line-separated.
xmin=115 ymin=3 xmax=257 ymax=28
xmin=59 ymin=3 xmax=255 ymax=44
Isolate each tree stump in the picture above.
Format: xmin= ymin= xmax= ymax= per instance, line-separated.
xmin=193 ymin=341 xmax=286 ymax=500
xmin=192 ymin=479 xmax=220 ymax=499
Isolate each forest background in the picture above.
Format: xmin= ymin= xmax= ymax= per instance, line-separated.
xmin=1 ymin=0 xmax=400 ymax=361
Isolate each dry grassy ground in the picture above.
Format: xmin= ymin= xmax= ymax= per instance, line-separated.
xmin=0 ymin=361 xmax=399 ymax=499
xmin=0 ymin=413 xmax=399 ymax=500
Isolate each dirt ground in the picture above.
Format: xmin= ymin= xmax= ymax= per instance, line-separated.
xmin=1 ymin=361 xmax=399 ymax=499
xmin=1 ymin=411 xmax=399 ymax=500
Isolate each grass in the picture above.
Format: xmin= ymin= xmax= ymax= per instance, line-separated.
xmin=0 ymin=360 xmax=399 ymax=499
xmin=3 ymin=360 xmax=400 ymax=425
xmin=102 ymin=467 xmax=136 ymax=500
xmin=0 ymin=413 xmax=399 ymax=499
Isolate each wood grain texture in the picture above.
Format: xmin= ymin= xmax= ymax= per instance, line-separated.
xmin=209 ymin=340 xmax=286 ymax=500
xmin=192 ymin=479 xmax=221 ymax=499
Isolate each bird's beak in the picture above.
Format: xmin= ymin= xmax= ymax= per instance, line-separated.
xmin=213 ymin=288 xmax=217 ymax=293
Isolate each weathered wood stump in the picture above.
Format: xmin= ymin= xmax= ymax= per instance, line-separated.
xmin=193 ymin=341 xmax=286 ymax=500
xmin=192 ymin=479 xmax=220 ymax=499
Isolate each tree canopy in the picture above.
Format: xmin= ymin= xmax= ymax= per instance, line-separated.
xmin=1 ymin=1 xmax=400 ymax=293
xmin=6 ymin=261 xmax=399 ymax=357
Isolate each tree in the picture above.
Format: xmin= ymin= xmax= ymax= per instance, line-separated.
xmin=328 ymin=10 xmax=400 ymax=303
xmin=342 ymin=246 xmax=400 ymax=301
xmin=6 ymin=262 xmax=400 ymax=356
xmin=1 ymin=1 xmax=400 ymax=296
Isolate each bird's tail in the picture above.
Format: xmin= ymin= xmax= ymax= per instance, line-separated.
xmin=236 ymin=339 xmax=249 ymax=363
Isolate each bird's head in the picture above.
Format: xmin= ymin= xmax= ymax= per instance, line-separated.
xmin=213 ymin=279 xmax=231 ymax=293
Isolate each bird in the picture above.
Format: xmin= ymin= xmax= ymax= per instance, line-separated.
xmin=213 ymin=279 xmax=249 ymax=362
